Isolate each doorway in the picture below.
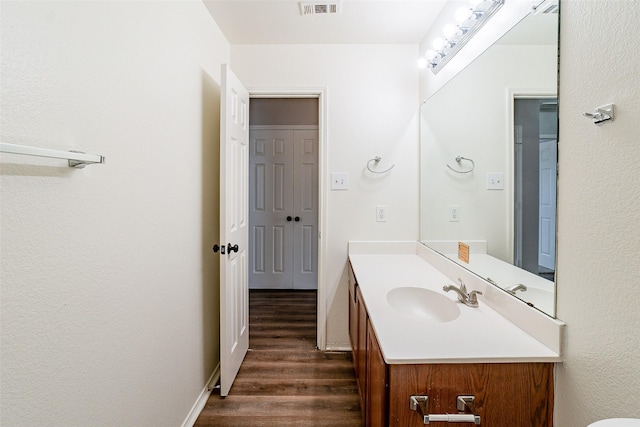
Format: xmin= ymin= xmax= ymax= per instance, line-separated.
xmin=248 ymin=98 xmax=320 ymax=291
xmin=513 ymin=97 xmax=557 ymax=280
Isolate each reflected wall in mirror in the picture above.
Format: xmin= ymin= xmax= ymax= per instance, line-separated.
xmin=419 ymin=10 xmax=559 ymax=317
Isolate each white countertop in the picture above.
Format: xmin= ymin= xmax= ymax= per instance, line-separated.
xmin=348 ymin=242 xmax=564 ymax=364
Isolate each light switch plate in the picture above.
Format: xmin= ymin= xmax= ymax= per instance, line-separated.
xmin=331 ymin=172 xmax=349 ymax=190
xmin=486 ymin=172 xmax=504 ymax=190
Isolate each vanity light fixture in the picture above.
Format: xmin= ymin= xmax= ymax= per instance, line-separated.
xmin=419 ymin=0 xmax=504 ymax=74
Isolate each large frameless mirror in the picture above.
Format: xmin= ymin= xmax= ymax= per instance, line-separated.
xmin=419 ymin=8 xmax=559 ymax=317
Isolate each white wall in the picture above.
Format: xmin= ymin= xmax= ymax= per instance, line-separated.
xmin=554 ymin=1 xmax=640 ymax=424
xmin=0 ymin=1 xmax=229 ymax=425
xmin=231 ymin=44 xmax=419 ymax=347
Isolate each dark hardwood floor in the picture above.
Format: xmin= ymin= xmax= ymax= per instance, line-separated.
xmin=194 ymin=290 xmax=363 ymax=427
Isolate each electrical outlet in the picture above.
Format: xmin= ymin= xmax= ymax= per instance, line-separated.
xmin=376 ymin=205 xmax=387 ymax=222
xmin=449 ymin=205 xmax=460 ymax=222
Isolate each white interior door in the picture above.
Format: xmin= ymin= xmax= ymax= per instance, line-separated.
xmin=292 ymin=129 xmax=319 ymax=289
xmin=249 ymin=128 xmax=294 ymax=289
xmin=538 ymin=139 xmax=557 ymax=270
xmin=249 ymin=127 xmax=318 ymax=290
xmin=219 ymin=64 xmax=249 ymax=397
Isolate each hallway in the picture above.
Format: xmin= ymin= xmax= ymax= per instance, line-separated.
xmin=194 ymin=290 xmax=363 ymax=426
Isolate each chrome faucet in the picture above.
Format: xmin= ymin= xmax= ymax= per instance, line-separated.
xmin=443 ymin=278 xmax=482 ymax=308
xmin=505 ymin=283 xmax=528 ymax=295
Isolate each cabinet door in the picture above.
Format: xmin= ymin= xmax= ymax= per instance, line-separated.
xmin=366 ymin=319 xmax=388 ymax=427
xmin=356 ymin=286 xmax=368 ymax=410
xmin=348 ymin=262 xmax=358 ymax=356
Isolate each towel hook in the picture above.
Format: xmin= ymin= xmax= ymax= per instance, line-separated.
xmin=583 ymin=103 xmax=614 ymax=125
xmin=366 ymin=156 xmax=395 ymax=174
xmin=447 ymin=156 xmax=475 ymax=174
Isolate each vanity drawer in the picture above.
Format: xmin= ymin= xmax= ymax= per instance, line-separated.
xmin=387 ymin=362 xmax=554 ymax=426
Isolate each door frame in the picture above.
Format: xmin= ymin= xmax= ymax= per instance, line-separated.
xmin=506 ymin=89 xmax=557 ymax=266
xmin=248 ymin=88 xmax=328 ymax=351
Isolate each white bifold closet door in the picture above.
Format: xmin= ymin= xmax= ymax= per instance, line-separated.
xmin=249 ymin=127 xmax=318 ymax=290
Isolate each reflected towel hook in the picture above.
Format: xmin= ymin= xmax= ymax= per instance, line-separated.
xmin=366 ymin=156 xmax=395 ymax=174
xmin=446 ymin=156 xmax=475 ymax=174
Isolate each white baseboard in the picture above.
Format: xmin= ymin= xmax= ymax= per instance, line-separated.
xmin=325 ymin=345 xmax=352 ymax=352
xmin=181 ymin=364 xmax=220 ymax=427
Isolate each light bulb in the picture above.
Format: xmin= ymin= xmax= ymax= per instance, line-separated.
xmin=424 ymin=49 xmax=437 ymax=60
xmin=417 ymin=58 xmax=428 ymax=69
xmin=432 ymin=37 xmax=445 ymax=50
xmin=455 ymin=7 xmax=471 ymax=23
xmin=443 ymin=24 xmax=457 ymax=38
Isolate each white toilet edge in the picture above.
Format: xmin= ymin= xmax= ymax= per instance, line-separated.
xmin=588 ymin=419 xmax=640 ymax=427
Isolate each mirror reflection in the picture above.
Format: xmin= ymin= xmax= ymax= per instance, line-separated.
xmin=419 ymin=11 xmax=559 ymax=317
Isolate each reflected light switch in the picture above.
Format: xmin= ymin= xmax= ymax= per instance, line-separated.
xmin=486 ymin=172 xmax=504 ymax=190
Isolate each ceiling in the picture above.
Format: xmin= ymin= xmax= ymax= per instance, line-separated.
xmin=202 ymin=0 xmax=448 ymax=45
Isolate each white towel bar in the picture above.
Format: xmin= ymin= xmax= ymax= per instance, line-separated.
xmin=0 ymin=143 xmax=105 ymax=168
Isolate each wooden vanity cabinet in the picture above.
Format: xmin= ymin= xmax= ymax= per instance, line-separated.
xmin=347 ymin=262 xmax=555 ymax=426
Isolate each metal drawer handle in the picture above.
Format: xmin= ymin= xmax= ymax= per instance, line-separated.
xmin=410 ymin=395 xmax=480 ymax=425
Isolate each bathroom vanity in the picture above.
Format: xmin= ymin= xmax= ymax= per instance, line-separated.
xmin=348 ymin=241 xmax=564 ymax=426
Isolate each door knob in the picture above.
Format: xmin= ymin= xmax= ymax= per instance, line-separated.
xmin=287 ymin=216 xmax=292 ymax=222
xmin=228 ymin=243 xmax=239 ymax=253
xmin=295 ymin=216 xmax=300 ymax=222
xmin=213 ymin=244 xmax=226 ymax=254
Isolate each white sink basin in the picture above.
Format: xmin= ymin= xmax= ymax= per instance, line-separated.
xmin=387 ymin=286 xmax=461 ymax=323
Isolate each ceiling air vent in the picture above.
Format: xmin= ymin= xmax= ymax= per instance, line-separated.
xmin=299 ymin=1 xmax=341 ymax=16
